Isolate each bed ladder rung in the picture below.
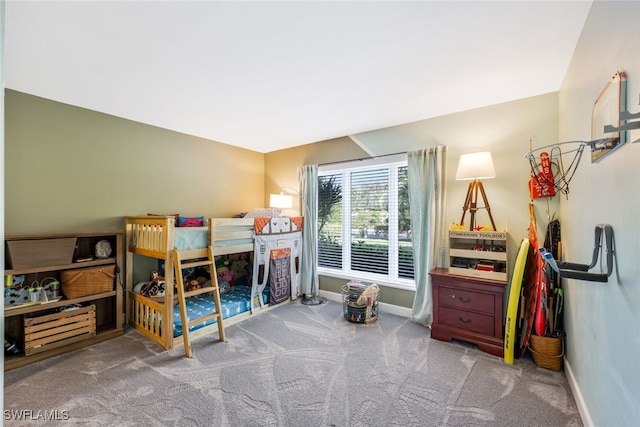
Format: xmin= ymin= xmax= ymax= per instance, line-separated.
xmin=184 ymin=286 xmax=218 ymax=299
xmin=174 ymin=246 xmax=226 ymax=358
xmin=181 ymin=260 xmax=212 ymax=269
xmin=186 ymin=312 xmax=221 ymax=328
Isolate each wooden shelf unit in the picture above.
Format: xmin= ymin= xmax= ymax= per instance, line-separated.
xmin=4 ymin=231 xmax=124 ymax=371
xmin=448 ymin=230 xmax=508 ymax=281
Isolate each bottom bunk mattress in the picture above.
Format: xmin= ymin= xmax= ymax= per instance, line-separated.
xmin=173 ymin=285 xmax=269 ymax=337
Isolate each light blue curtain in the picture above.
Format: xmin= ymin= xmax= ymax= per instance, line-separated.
xmin=297 ymin=165 xmax=319 ymax=298
xmin=408 ymin=146 xmax=447 ymax=326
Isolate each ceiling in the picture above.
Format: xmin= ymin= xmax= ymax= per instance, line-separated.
xmin=4 ymin=1 xmax=593 ymax=153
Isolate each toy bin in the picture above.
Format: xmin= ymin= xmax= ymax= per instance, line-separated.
xmin=6 ymin=238 xmax=77 ymax=269
xmin=342 ymin=282 xmax=379 ymax=324
xmin=24 ymin=305 xmax=96 ymax=356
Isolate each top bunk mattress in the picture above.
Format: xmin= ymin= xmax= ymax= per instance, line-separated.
xmin=174 ymin=226 xmax=208 ymax=250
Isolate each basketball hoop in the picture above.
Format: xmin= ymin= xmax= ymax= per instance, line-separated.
xmin=525 ymin=140 xmax=592 ymax=197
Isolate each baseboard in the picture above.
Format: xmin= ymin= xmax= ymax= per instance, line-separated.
xmin=318 ymin=290 xmax=413 ymax=318
xmin=564 ymin=356 xmax=593 ymax=427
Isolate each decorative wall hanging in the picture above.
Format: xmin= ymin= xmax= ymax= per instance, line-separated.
xmin=528 ymin=150 xmax=556 ymax=199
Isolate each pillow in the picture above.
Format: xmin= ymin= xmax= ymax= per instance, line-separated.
xmin=177 ymin=216 xmax=205 ymax=227
xmin=148 ymin=213 xmax=179 ymax=222
xmin=243 ymin=208 xmax=282 ymax=218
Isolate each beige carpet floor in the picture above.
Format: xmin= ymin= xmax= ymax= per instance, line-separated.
xmin=4 ymin=300 xmax=582 ymax=426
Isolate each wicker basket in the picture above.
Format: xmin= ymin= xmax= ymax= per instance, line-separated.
xmin=529 ymin=334 xmax=564 ymax=371
xmin=341 ymin=282 xmax=380 ymax=324
xmin=61 ymin=265 xmax=116 ymax=299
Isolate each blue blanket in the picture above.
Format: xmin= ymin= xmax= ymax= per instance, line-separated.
xmin=173 ymin=285 xmax=269 ymax=337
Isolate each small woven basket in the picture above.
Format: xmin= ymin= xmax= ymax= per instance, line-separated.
xmin=61 ymin=265 xmax=116 ymax=299
xmin=529 ymin=334 xmax=564 ymax=371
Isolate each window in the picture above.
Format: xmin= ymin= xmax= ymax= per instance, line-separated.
xmin=317 ymin=156 xmax=414 ymax=289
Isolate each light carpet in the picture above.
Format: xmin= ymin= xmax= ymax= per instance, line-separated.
xmin=4 ymin=300 xmax=583 ymax=426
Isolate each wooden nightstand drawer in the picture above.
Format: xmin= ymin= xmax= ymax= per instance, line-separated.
xmin=439 ymin=306 xmax=494 ymax=336
xmin=438 ymin=286 xmax=494 ymax=315
xmin=430 ymin=268 xmax=505 ymax=357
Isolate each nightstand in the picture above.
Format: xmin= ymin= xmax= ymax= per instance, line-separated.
xmin=430 ymin=268 xmax=506 ymax=357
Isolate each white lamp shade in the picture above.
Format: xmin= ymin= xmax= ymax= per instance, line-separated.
xmin=269 ymin=193 xmax=293 ymax=209
xmin=455 ymin=152 xmax=496 ymax=180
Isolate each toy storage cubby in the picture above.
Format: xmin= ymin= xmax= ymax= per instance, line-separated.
xmin=4 ymin=231 xmax=124 ymax=371
xmin=448 ymin=230 xmax=508 ymax=282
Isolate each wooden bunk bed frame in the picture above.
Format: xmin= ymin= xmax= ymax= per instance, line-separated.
xmin=125 ymin=216 xmax=255 ymax=351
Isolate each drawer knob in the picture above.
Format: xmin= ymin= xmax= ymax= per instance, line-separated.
xmin=458 ymin=316 xmax=472 ymax=324
xmin=449 ymin=294 xmax=472 ymax=303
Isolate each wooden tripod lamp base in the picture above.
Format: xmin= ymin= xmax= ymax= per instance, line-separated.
xmin=456 ymin=152 xmax=497 ymax=231
xmin=460 ymin=179 xmax=497 ymax=231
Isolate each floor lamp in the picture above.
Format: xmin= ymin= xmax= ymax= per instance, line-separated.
xmin=456 ymin=152 xmax=497 ymax=231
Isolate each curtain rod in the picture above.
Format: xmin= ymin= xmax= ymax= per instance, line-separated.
xmin=317 ymin=150 xmax=408 ymax=167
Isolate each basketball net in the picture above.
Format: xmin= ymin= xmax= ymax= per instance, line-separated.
xmin=526 ymin=141 xmax=588 ymax=198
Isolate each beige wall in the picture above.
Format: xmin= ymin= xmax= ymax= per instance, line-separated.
xmin=264 ymin=136 xmax=368 ymax=208
xmin=352 ymin=92 xmax=560 ymax=255
xmin=265 ymin=93 xmax=560 ymax=308
xmin=5 ymin=90 xmax=265 ymax=235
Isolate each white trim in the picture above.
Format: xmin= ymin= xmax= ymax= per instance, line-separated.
xmin=342 ymin=172 xmax=352 ymax=270
xmin=319 ymin=289 xmax=413 ymax=319
xmin=318 ymin=269 xmax=416 ymax=291
xmin=564 ymin=358 xmax=593 ymax=427
xmin=317 ymin=159 xmax=414 ymax=288
xmin=319 ymin=289 xmax=343 ymax=303
xmin=388 ymin=166 xmax=400 ymax=279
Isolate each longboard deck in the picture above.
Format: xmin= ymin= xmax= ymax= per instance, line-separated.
xmin=519 ymin=244 xmax=540 ymax=356
xmin=504 ymin=238 xmax=530 ymax=364
xmin=527 ymin=209 xmax=545 ymax=346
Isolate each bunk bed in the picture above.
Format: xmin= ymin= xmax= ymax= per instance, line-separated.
xmin=124 ymin=214 xmax=302 ymax=351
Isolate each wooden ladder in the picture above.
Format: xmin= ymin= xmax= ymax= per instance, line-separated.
xmin=174 ymin=246 xmax=226 ymax=358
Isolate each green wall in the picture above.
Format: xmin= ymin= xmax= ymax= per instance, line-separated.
xmin=557 ymin=2 xmax=640 ymax=425
xmin=5 ymin=90 xmax=265 ymax=235
xmin=5 ymin=90 xmax=266 ymax=283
